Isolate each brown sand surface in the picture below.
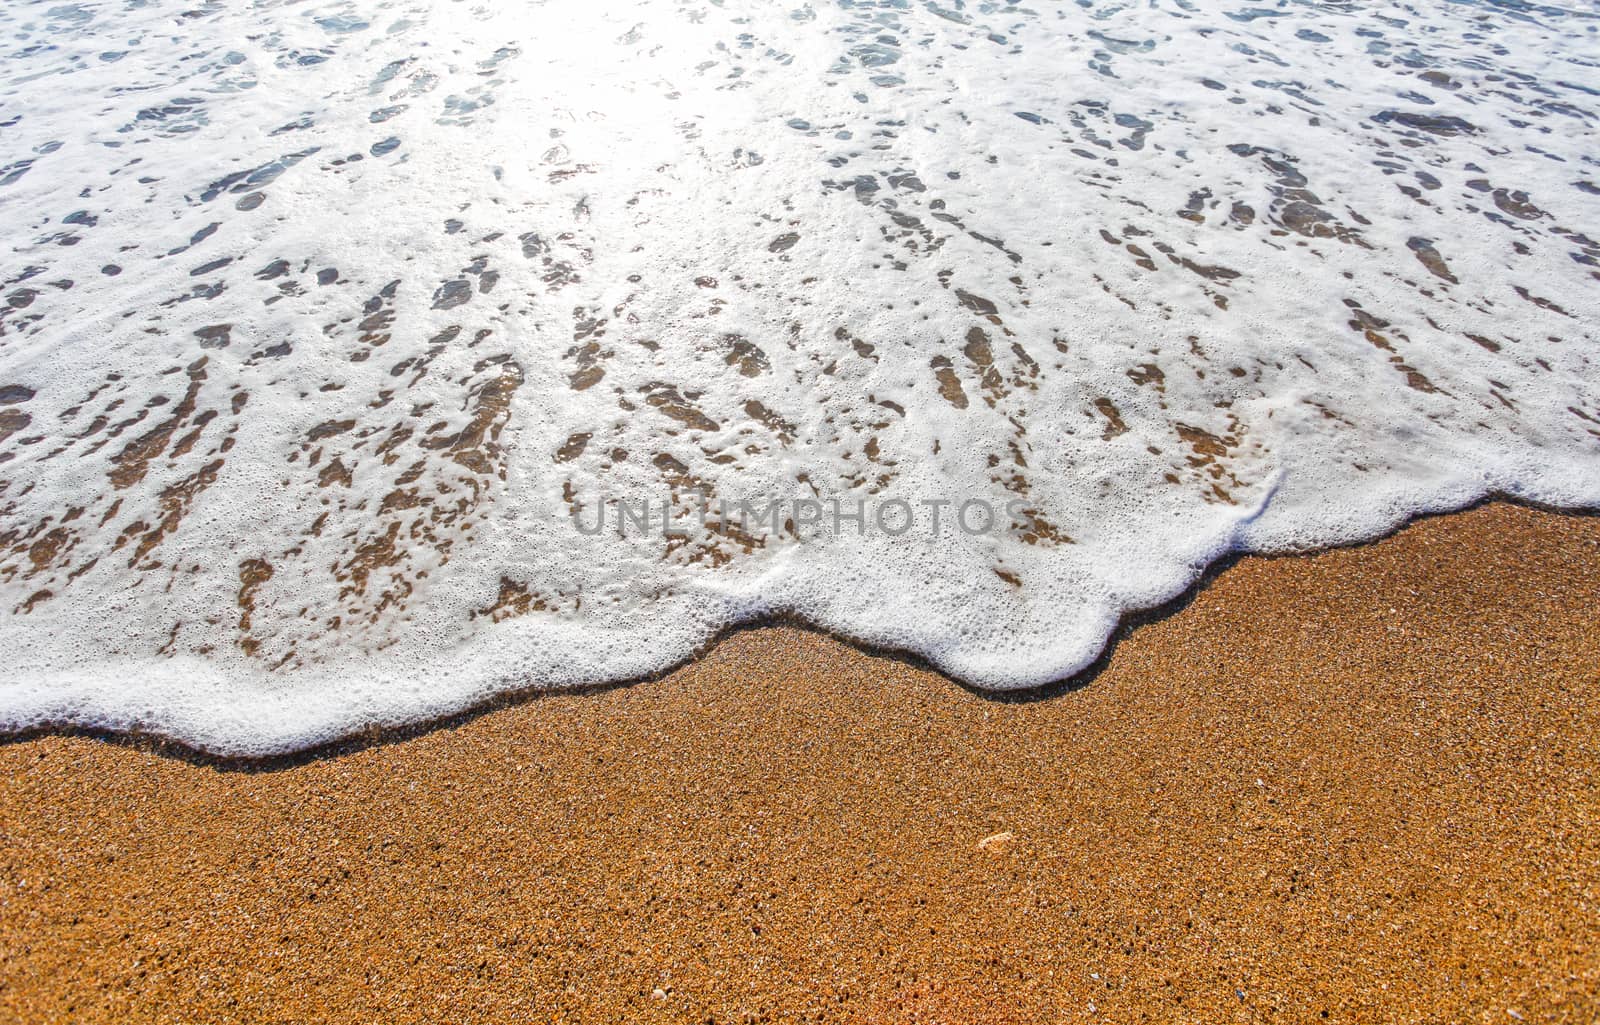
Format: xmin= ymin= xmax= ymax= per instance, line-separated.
xmin=1 ymin=501 xmax=1598 ymax=1024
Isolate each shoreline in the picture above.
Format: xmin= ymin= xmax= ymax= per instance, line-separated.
xmin=2 ymin=501 xmax=1597 ymax=1022
xmin=4 ymin=493 xmax=1592 ymax=767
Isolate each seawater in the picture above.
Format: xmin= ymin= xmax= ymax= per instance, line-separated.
xmin=2 ymin=0 xmax=1598 ymax=754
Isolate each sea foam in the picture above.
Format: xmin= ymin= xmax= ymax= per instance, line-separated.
xmin=1 ymin=0 xmax=1598 ymax=755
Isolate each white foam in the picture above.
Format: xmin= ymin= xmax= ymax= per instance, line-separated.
xmin=1 ymin=0 xmax=1598 ymax=755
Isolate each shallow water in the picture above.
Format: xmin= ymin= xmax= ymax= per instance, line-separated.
xmin=2 ymin=0 xmax=1598 ymax=754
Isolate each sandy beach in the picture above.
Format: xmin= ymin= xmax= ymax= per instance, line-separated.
xmin=1 ymin=501 xmax=1597 ymax=1023
xmin=4 ymin=1 xmax=1598 ymax=1020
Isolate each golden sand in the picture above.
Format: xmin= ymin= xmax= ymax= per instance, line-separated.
xmin=2 ymin=502 xmax=1597 ymax=1023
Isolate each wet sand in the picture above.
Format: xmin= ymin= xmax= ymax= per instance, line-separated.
xmin=1 ymin=501 xmax=1597 ymax=1023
